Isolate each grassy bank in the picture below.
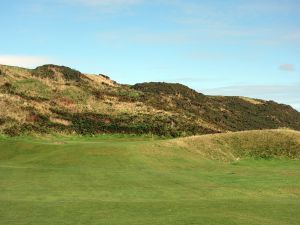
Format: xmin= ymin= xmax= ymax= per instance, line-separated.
xmin=0 ymin=130 xmax=300 ymax=224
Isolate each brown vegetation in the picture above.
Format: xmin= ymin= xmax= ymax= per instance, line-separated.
xmin=0 ymin=64 xmax=300 ymax=136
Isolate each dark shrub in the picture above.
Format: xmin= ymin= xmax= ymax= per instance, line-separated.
xmin=33 ymin=65 xmax=82 ymax=81
xmin=133 ymin=82 xmax=205 ymax=100
xmin=0 ymin=118 xmax=5 ymax=125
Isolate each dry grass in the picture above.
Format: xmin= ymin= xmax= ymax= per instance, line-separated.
xmin=239 ymin=96 xmax=264 ymax=105
xmin=196 ymin=118 xmax=224 ymax=132
xmin=0 ymin=64 xmax=32 ymax=79
xmin=0 ymin=94 xmax=27 ymax=122
xmin=164 ymin=129 xmax=300 ymax=161
xmin=85 ymin=73 xmax=117 ymax=87
xmin=50 ymin=117 xmax=72 ymax=126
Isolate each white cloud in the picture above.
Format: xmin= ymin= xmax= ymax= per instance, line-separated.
xmin=0 ymin=55 xmax=51 ymax=68
xmin=279 ymin=64 xmax=295 ymax=72
xmin=202 ymin=84 xmax=300 ymax=111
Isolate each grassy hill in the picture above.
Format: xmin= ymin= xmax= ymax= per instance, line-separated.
xmin=1 ymin=64 xmax=300 ymax=137
xmin=166 ymin=129 xmax=300 ymax=160
xmin=0 ymin=129 xmax=300 ymax=225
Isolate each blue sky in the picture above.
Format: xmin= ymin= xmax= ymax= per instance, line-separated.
xmin=0 ymin=0 xmax=299 ymax=110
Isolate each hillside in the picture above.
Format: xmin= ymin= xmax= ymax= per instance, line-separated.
xmin=1 ymin=64 xmax=300 ymax=136
xmin=1 ymin=129 xmax=300 ymax=225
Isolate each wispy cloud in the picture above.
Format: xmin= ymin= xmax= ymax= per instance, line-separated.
xmin=279 ymin=64 xmax=295 ymax=72
xmin=283 ymin=30 xmax=300 ymax=42
xmin=75 ymin=0 xmax=143 ymax=5
xmin=237 ymin=0 xmax=300 ymax=14
xmin=165 ymin=0 xmax=300 ymax=47
xmin=67 ymin=0 xmax=143 ymax=12
xmin=97 ymin=29 xmax=193 ymax=45
xmin=204 ymin=84 xmax=300 ymax=95
xmin=0 ymin=55 xmax=51 ymax=68
xmin=256 ymin=30 xmax=300 ymax=46
xmin=203 ymin=84 xmax=300 ymax=111
xmin=163 ymin=77 xmax=217 ymax=83
xmin=187 ymin=52 xmax=225 ymax=61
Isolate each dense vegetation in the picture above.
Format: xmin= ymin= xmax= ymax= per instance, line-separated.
xmin=32 ymin=64 xmax=83 ymax=81
xmin=133 ymin=82 xmax=205 ymax=100
xmin=0 ymin=64 xmax=300 ymax=136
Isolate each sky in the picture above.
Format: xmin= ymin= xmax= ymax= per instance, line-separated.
xmin=0 ymin=0 xmax=299 ymax=110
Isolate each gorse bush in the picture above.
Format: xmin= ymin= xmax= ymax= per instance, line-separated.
xmin=33 ymin=65 xmax=82 ymax=81
xmin=48 ymin=109 xmax=215 ymax=137
xmin=32 ymin=65 xmax=55 ymax=79
xmin=133 ymin=82 xmax=205 ymax=100
xmin=59 ymin=66 xmax=82 ymax=81
xmin=0 ymin=118 xmax=5 ymax=126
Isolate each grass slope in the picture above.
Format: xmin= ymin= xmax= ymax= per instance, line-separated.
xmin=0 ymin=130 xmax=300 ymax=225
xmin=167 ymin=129 xmax=300 ymax=160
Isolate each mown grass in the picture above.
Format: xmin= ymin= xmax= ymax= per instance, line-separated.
xmin=0 ymin=130 xmax=300 ymax=225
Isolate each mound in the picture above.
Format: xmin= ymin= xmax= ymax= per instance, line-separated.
xmin=32 ymin=64 xmax=83 ymax=81
xmin=166 ymin=129 xmax=300 ymax=160
xmin=133 ymin=82 xmax=205 ymax=100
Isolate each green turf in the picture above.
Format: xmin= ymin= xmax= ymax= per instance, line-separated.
xmin=0 ymin=135 xmax=300 ymax=225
